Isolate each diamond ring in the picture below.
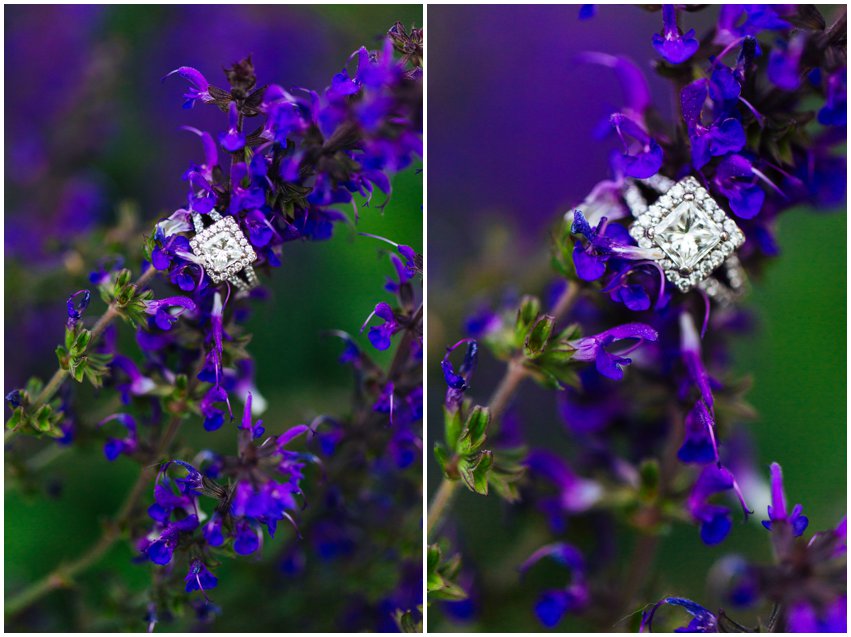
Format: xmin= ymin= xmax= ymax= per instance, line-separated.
xmin=625 ymin=175 xmax=746 ymax=304
xmin=189 ymin=211 xmax=259 ymax=293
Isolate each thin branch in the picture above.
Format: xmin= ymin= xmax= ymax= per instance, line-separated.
xmin=6 ymin=267 xmax=158 ymax=443
xmin=427 ymin=281 xmax=581 ymax=541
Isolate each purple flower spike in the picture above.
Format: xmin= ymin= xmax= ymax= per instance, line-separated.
xmin=184 ymin=560 xmax=218 ymax=594
xmin=569 ymin=323 xmax=658 ymax=380
xmin=163 ymin=66 xmax=214 ymax=109
xmin=66 ymin=289 xmax=91 ymax=329
xmin=652 ymin=5 xmax=699 ymax=64
xmin=219 ymin=102 xmax=246 ymax=152
xmin=640 ymin=596 xmax=718 ymax=633
xmin=762 ymin=462 xmax=809 ymax=537
xmin=610 ymin=113 xmax=663 ymax=178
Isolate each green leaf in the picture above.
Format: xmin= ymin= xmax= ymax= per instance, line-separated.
xmin=514 ymin=295 xmax=541 ymax=346
xmin=638 ymin=458 xmax=661 ymax=502
xmin=433 ymin=443 xmax=452 ymax=478
xmin=444 ymin=406 xmax=463 ymax=450
xmin=456 ymin=406 xmax=489 ymax=455
xmin=458 ymin=450 xmax=493 ymax=495
xmin=524 ymin=314 xmax=555 ymax=359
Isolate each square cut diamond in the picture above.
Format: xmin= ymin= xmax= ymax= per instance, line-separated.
xmin=201 ymin=231 xmax=244 ymax=271
xmin=652 ymin=200 xmax=722 ymax=271
xmin=190 ymin=216 xmax=256 ymax=283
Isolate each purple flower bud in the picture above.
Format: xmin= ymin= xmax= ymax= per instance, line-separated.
xmin=761 ymin=462 xmax=808 ymax=537
xmin=66 ymin=289 xmax=91 ymax=329
xmin=641 ymin=596 xmax=717 ymax=632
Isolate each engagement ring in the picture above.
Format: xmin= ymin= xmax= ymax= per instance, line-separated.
xmin=189 ymin=211 xmax=259 ymax=293
xmin=625 ymin=175 xmax=747 ymax=304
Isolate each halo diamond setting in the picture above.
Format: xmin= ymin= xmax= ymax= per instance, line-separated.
xmin=628 ymin=176 xmax=745 ymax=293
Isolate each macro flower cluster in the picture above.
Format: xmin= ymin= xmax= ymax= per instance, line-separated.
xmin=6 ymin=21 xmax=422 ymax=632
xmin=429 ymin=5 xmax=845 ymax=633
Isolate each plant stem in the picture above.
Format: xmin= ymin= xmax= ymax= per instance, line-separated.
xmin=5 ymin=267 xmax=157 ymax=443
xmin=5 ymin=378 xmax=190 ymax=619
xmin=427 ymin=281 xmax=581 ymax=541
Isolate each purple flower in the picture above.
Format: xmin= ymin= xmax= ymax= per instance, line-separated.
xmin=147 ymin=515 xmax=199 ymax=565
xmin=640 ymin=597 xmax=718 ymax=632
xmin=787 ymin=596 xmax=847 ymax=633
xmin=680 ymin=76 xmax=746 ymax=169
xmin=678 ymin=400 xmax=719 ymax=464
xmin=441 ymin=339 xmax=478 ymax=411
xmin=233 ymin=520 xmax=261 ymax=555
xmin=163 ymin=66 xmax=215 ymax=109
xmin=110 ymin=355 xmax=156 ymax=403
xmin=568 ymin=322 xmax=658 ymax=380
xmin=520 ymin=543 xmax=589 ymax=628
xmin=143 ymin=296 xmax=197 ymax=331
xmin=713 ymin=154 xmax=766 ymax=219
xmin=761 ymin=462 xmax=809 ymax=537
xmin=609 ymin=113 xmax=663 ymax=178
xmin=219 ymin=102 xmax=246 ymax=152
xmin=65 ymin=289 xmax=90 ymax=329
xmin=525 ymin=451 xmax=602 ymax=532
xmin=362 ymin=302 xmax=400 ymax=351
xmin=652 ymin=5 xmax=699 ymax=65
xmin=768 ymin=34 xmax=805 ymax=90
xmin=240 ymin=392 xmax=265 ymax=439
xmin=818 ymin=69 xmax=847 ymax=127
xmin=570 ymin=211 xmax=661 ymax=281
xmin=578 ymin=5 xmax=595 ymax=21
xmin=715 ymin=6 xmax=791 ymax=46
xmin=98 ymin=413 xmax=138 ymax=461
xmin=202 ymin=514 xmax=225 ymax=547
xmin=576 ymin=53 xmax=650 ymax=115
xmin=184 ymin=560 xmax=218 ymax=594
xmin=686 ymin=464 xmax=750 ymax=545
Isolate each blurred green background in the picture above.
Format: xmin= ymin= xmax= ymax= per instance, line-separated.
xmin=5 ymin=4 xmax=421 ymax=631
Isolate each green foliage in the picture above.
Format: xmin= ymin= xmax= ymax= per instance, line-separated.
xmin=4 ymin=378 xmax=64 ymax=438
xmin=55 ymin=327 xmax=113 ymax=388
xmin=99 ymin=268 xmax=154 ymax=327
xmin=426 ymin=544 xmax=467 ymax=603
xmin=393 ymin=607 xmax=423 ymax=632
xmin=551 ymin=215 xmax=579 ymax=280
